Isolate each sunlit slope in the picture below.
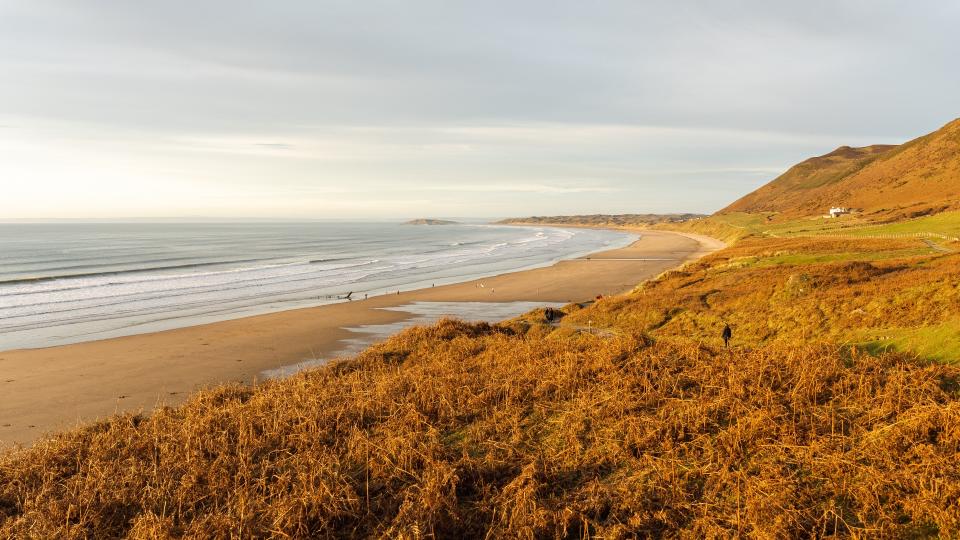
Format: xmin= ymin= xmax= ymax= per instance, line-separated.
xmin=721 ymin=145 xmax=895 ymax=215
xmin=721 ymin=118 xmax=960 ymax=221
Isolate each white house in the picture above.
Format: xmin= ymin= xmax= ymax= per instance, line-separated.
xmin=828 ymin=207 xmax=849 ymax=218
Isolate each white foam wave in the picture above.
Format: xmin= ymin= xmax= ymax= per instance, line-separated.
xmin=0 ymin=224 xmax=637 ymax=350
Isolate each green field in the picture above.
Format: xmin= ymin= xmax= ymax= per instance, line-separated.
xmin=678 ymin=210 xmax=960 ymax=245
xmin=857 ymin=319 xmax=960 ymax=363
xmin=719 ymin=246 xmax=939 ymax=270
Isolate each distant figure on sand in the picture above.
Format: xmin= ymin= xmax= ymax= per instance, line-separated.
xmin=722 ymin=324 xmax=732 ymax=348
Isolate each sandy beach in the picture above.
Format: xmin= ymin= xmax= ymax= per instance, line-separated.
xmin=0 ymin=230 xmax=722 ymax=447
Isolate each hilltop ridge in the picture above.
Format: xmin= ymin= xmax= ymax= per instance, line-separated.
xmin=720 ymin=118 xmax=960 ymax=221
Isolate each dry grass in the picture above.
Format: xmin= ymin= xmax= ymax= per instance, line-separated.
xmin=572 ymin=235 xmax=960 ymax=354
xmin=2 ymin=318 xmax=960 ymax=538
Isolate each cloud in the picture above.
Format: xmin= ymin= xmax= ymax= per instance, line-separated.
xmin=0 ymin=2 xmax=957 ymax=218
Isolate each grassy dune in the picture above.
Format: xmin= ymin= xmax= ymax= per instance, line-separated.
xmin=3 ymin=226 xmax=960 ymax=537
xmin=651 ymin=212 xmax=767 ymax=243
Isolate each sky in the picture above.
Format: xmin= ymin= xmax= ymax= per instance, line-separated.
xmin=0 ymin=1 xmax=958 ymax=219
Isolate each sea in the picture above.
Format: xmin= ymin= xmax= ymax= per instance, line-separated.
xmin=0 ymin=221 xmax=636 ymax=351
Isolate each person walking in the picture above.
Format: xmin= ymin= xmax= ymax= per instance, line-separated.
xmin=721 ymin=324 xmax=732 ymax=348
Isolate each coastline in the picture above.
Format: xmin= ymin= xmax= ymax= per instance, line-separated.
xmin=0 ymin=229 xmax=723 ymax=448
xmin=0 ymin=223 xmax=638 ymax=352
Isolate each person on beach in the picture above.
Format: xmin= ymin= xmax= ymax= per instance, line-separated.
xmin=722 ymin=324 xmax=732 ymax=348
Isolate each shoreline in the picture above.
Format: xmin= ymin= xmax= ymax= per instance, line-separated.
xmin=0 ymin=224 xmax=638 ymax=352
xmin=0 ymin=229 xmax=723 ymax=448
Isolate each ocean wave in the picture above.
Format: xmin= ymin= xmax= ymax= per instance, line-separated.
xmin=0 ymin=265 xmax=394 ymax=329
xmin=0 ymin=258 xmax=384 ymax=298
xmin=0 ymin=257 xmax=278 ymax=287
xmin=0 ymin=223 xmax=636 ymax=350
xmin=0 ymin=259 xmax=392 ymax=312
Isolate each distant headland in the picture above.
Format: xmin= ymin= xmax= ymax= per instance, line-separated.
xmin=497 ymin=213 xmax=705 ymax=227
xmin=403 ymin=218 xmax=459 ymax=225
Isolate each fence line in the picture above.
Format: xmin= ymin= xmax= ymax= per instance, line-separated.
xmin=765 ymin=230 xmax=960 ymax=241
xmin=810 ymin=231 xmax=959 ymax=241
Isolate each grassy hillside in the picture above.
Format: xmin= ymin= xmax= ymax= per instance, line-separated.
xmin=3 ymin=323 xmax=960 ymax=537
xmin=650 ymin=212 xmax=768 ymax=243
xmin=4 ymin=231 xmax=960 ymax=537
xmin=719 ymin=118 xmax=960 ymax=221
xmin=721 ymin=145 xmax=895 ymax=215
xmin=576 ymin=235 xmax=960 ymax=357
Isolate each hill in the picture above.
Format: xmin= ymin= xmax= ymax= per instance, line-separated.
xmin=721 ymin=118 xmax=960 ymax=221
xmin=720 ymin=145 xmax=895 ymax=215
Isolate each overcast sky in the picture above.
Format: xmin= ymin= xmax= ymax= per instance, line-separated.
xmin=0 ymin=1 xmax=957 ymax=219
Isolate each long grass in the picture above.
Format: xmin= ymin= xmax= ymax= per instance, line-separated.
xmin=2 ymin=320 xmax=960 ymax=538
xmin=572 ymin=236 xmax=960 ymax=357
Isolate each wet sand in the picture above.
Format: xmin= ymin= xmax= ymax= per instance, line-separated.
xmin=0 ymin=230 xmax=723 ymax=447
